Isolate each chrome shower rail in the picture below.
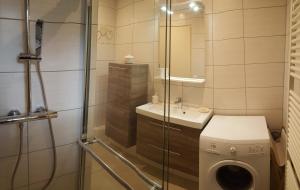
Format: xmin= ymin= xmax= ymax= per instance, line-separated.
xmin=78 ymin=140 xmax=134 ymax=190
xmin=0 ymin=111 xmax=58 ymax=125
xmin=78 ymin=138 xmax=162 ymax=190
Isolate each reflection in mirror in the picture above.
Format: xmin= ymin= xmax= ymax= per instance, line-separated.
xmin=159 ymin=0 xmax=208 ymax=80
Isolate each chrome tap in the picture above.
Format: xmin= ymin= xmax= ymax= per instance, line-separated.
xmin=174 ymin=97 xmax=183 ymax=109
xmin=174 ymin=97 xmax=182 ymax=104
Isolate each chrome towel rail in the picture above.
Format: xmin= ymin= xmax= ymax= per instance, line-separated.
xmin=92 ymin=138 xmax=162 ymax=190
xmin=0 ymin=111 xmax=58 ymax=125
xmin=77 ymin=140 xmax=134 ymax=190
xmin=78 ymin=138 xmax=162 ymax=190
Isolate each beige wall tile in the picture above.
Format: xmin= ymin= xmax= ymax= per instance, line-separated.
xmin=0 ymin=124 xmax=27 ymax=158
xmin=115 ymin=43 xmax=132 ymax=62
xmin=156 ymin=82 xmax=183 ymax=102
xmin=116 ymin=4 xmax=133 ymax=26
xmin=205 ymin=66 xmax=214 ymax=88
xmin=247 ymin=109 xmax=283 ymax=130
xmin=214 ymin=109 xmax=247 ymax=115
xmin=99 ymin=0 xmax=116 ymax=9
xmin=98 ymin=6 xmax=116 ymax=26
xmin=244 ymin=7 xmax=286 ymax=37
xmin=246 ymin=87 xmax=283 ymax=109
xmin=191 ymin=15 xmax=212 ymax=40
xmin=31 ymin=71 xmax=84 ymax=111
xmin=214 ymin=65 xmax=245 ymax=88
xmin=192 ymin=49 xmax=206 ymax=77
xmin=29 ymin=173 xmax=78 ymax=190
xmin=214 ymin=88 xmax=246 ymax=109
xmin=29 ymin=144 xmax=79 ymax=184
xmin=213 ymin=0 xmax=243 ymax=13
xmin=0 ymin=20 xmax=29 ymax=72
xmin=96 ymin=61 xmax=110 ymax=75
xmin=134 ymin=0 xmax=155 ymax=22
xmin=0 ymin=155 xmax=28 ymax=189
xmin=182 ymin=87 xmax=213 ymax=108
xmin=97 ymin=43 xmax=115 ymax=60
xmin=213 ymin=10 xmax=243 ymax=40
xmin=133 ymin=43 xmax=154 ymax=63
xmin=117 ymin=0 xmax=133 ymax=9
xmin=30 ymin=0 xmax=84 ymax=23
xmin=213 ymin=38 xmax=244 ymax=65
xmin=205 ymin=41 xmax=213 ymax=66
xmin=202 ymin=0 xmax=213 ymax=14
xmin=115 ymin=25 xmax=133 ymax=44
xmin=192 ymin=34 xmax=206 ymax=49
xmin=95 ymin=104 xmax=106 ymax=127
xmin=245 ymin=36 xmax=286 ymax=64
xmin=243 ymin=0 xmax=286 ymax=9
xmin=133 ymin=20 xmax=155 ymax=42
xmin=0 ymin=0 xmax=24 ymax=19
xmin=28 ymin=109 xmax=82 ymax=152
xmin=246 ymin=63 xmax=284 ymax=87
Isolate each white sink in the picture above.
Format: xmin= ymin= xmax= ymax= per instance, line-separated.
xmin=136 ymin=103 xmax=213 ymax=129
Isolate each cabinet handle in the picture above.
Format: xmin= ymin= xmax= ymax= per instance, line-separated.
xmin=148 ymin=144 xmax=181 ymax=157
xmin=147 ymin=120 xmax=182 ymax=132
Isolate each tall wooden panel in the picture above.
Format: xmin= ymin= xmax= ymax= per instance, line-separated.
xmin=105 ymin=63 xmax=148 ymax=147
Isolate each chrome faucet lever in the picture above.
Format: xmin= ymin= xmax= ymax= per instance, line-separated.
xmin=174 ymin=97 xmax=182 ymax=104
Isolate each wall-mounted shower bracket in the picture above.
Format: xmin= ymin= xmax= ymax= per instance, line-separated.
xmin=18 ymin=53 xmax=42 ymax=61
xmin=0 ymin=110 xmax=58 ymax=125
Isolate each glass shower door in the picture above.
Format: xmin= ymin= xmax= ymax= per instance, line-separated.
xmin=160 ymin=0 xmax=211 ymax=189
xmin=80 ymin=0 xmax=172 ymax=190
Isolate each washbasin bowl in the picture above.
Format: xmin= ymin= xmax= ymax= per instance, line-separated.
xmin=136 ymin=103 xmax=213 ymax=129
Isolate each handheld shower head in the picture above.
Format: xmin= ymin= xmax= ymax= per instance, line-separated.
xmin=35 ymin=19 xmax=44 ymax=57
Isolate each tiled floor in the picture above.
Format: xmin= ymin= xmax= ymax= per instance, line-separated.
xmin=84 ymin=129 xmax=198 ymax=190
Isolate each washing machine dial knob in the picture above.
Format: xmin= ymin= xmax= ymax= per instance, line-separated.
xmin=230 ymin=146 xmax=237 ymax=154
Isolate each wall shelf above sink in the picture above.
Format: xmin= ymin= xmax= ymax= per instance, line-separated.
xmin=155 ymin=76 xmax=206 ymax=84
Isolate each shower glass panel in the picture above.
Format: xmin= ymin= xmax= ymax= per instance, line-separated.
xmin=82 ymin=0 xmax=171 ymax=189
xmin=159 ymin=0 xmax=211 ymax=189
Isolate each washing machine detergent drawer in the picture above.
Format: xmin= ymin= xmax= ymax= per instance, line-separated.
xmin=199 ymin=140 xmax=270 ymax=157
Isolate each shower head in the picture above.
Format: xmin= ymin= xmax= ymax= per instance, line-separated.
xmin=35 ymin=19 xmax=44 ymax=57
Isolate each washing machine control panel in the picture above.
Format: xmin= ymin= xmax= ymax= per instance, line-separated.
xmin=201 ymin=140 xmax=269 ymax=156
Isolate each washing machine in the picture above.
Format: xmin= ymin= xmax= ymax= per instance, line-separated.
xmin=199 ymin=115 xmax=270 ymax=190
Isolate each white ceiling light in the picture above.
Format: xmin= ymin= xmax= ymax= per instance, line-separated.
xmin=167 ymin=10 xmax=174 ymax=15
xmin=161 ymin=5 xmax=174 ymax=15
xmin=189 ymin=2 xmax=196 ymax=8
xmin=161 ymin=6 xmax=167 ymax=12
xmin=193 ymin=6 xmax=200 ymax=12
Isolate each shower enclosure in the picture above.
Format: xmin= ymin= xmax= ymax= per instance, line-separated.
xmin=79 ymin=0 xmax=210 ymax=190
xmin=0 ymin=0 xmax=209 ymax=189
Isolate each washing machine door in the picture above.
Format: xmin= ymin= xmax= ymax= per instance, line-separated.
xmin=208 ymin=160 xmax=258 ymax=190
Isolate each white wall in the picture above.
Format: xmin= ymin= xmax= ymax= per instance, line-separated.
xmin=0 ymin=0 xmax=97 ymax=189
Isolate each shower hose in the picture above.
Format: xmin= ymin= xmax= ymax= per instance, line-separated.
xmin=10 ymin=62 xmax=57 ymax=190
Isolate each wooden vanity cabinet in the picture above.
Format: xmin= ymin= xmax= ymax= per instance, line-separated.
xmin=105 ymin=63 xmax=148 ymax=147
xmin=136 ymin=114 xmax=201 ymax=176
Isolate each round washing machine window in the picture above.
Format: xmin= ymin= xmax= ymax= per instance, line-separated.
xmin=208 ymin=160 xmax=258 ymax=190
xmin=216 ymin=165 xmax=252 ymax=190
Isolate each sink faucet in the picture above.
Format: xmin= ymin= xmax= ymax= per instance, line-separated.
xmin=174 ymin=97 xmax=182 ymax=104
xmin=174 ymin=97 xmax=183 ymax=109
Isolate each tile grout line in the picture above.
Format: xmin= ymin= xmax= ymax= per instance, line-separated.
xmin=211 ymin=4 xmax=287 ymax=15
xmin=242 ymin=0 xmax=248 ymax=115
xmin=208 ymin=34 xmax=286 ymax=42
xmin=0 ymin=142 xmax=78 ymax=160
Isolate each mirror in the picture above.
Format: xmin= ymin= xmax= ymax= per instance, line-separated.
xmin=158 ymin=0 xmax=208 ymax=80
